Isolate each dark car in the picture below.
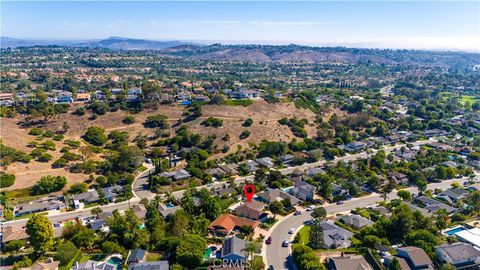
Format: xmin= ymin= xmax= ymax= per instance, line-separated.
xmin=336 ymin=201 xmax=344 ymax=205
xmin=294 ymin=210 xmax=302 ymax=216
xmin=282 ymin=240 xmax=289 ymax=247
xmin=265 ymin=236 xmax=272 ymax=245
xmin=269 ymin=265 xmax=274 ymax=270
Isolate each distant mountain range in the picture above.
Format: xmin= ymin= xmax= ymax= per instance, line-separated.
xmin=2 ymin=36 xmax=479 ymax=67
xmin=0 ymin=36 xmax=197 ymax=50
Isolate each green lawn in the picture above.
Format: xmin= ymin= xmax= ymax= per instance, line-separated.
xmin=145 ymin=253 xmax=162 ymax=262
xmin=295 ymin=226 xmax=311 ymax=245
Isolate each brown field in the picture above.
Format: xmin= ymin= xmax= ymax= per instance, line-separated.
xmin=1 ymin=100 xmax=322 ymax=192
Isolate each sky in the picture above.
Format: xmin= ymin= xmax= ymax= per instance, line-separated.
xmin=1 ymin=1 xmax=480 ymax=51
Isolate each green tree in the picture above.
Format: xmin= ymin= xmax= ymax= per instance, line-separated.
xmin=101 ymin=241 xmax=124 ymax=254
xmin=84 ymin=126 xmax=107 ymax=146
xmin=56 ymin=241 xmax=79 ymax=265
xmin=311 ymin=207 xmax=327 ymax=220
xmin=26 ymin=214 xmax=54 ymax=256
xmin=4 ymin=239 xmax=25 ymax=252
xmin=388 ymin=258 xmax=401 ymax=270
xmin=31 ymin=176 xmax=67 ymax=195
xmin=91 ymin=207 xmax=103 ymax=218
xmin=269 ymin=201 xmax=284 ymax=219
xmin=397 ymin=190 xmax=412 ymax=201
xmin=176 ymin=234 xmax=206 ymax=269
xmin=308 ymin=219 xmax=325 ymax=249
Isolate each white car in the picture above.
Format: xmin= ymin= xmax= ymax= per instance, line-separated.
xmin=288 ymin=228 xmax=296 ymax=234
xmin=306 ymin=205 xmax=316 ymax=211
xmin=282 ymin=240 xmax=289 ymax=247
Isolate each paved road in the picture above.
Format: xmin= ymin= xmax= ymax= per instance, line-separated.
xmin=264 ymin=176 xmax=474 ymax=270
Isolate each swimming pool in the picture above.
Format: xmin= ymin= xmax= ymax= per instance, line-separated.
xmin=444 ymin=226 xmax=466 ymax=236
xmin=107 ymin=256 xmax=122 ymax=270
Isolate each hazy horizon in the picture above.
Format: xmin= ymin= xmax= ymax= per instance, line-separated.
xmin=2 ymin=1 xmax=479 ymax=52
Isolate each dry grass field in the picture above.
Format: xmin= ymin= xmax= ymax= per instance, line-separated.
xmin=1 ymin=100 xmax=322 ymax=191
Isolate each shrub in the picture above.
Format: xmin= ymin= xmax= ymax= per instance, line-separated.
xmin=243 ymin=118 xmax=253 ymax=127
xmin=41 ymin=141 xmax=56 ymax=151
xmin=29 ymin=128 xmax=44 ymax=136
xmin=239 ymin=130 xmax=251 ymax=139
xmin=32 ymin=175 xmax=67 ymax=195
xmin=145 ymin=114 xmax=169 ymax=128
xmin=123 ymin=115 xmax=135 ymax=124
xmin=43 ymin=130 xmax=55 ymax=138
xmin=0 ymin=173 xmax=16 ymax=188
xmin=65 ymin=140 xmax=81 ymax=148
xmin=31 ymin=148 xmax=47 ymax=158
xmin=73 ymin=107 xmax=86 ymax=116
xmin=60 ymin=146 xmax=71 ymax=153
xmin=53 ymin=134 xmax=64 ymax=141
xmin=37 ymin=153 xmax=53 ymax=162
xmin=4 ymin=239 xmax=24 ymax=252
xmin=201 ymin=117 xmax=223 ymax=127
xmin=52 ymin=158 xmax=69 ymax=168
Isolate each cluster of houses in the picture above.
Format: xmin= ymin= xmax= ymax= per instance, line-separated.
xmin=0 ymin=84 xmax=266 ymax=107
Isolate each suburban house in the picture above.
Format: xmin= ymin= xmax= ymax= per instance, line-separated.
xmin=75 ymin=92 xmax=91 ymax=103
xmin=128 ymin=261 xmax=169 ymax=270
xmin=256 ymin=157 xmax=274 ymax=168
xmin=226 ymin=88 xmax=259 ymax=99
xmin=414 ymin=196 xmax=457 ymax=214
xmin=435 ymin=242 xmax=480 ymax=270
xmin=132 ymin=204 xmax=147 ymax=219
xmin=344 ymin=141 xmax=367 ymax=152
xmin=127 ymin=249 xmax=146 ymax=265
xmin=205 ymin=168 xmax=224 ymax=179
xmin=0 ymin=92 xmax=14 ymax=106
xmin=55 ymin=91 xmax=73 ymax=104
xmin=221 ymin=236 xmax=248 ymax=263
xmin=320 ymin=221 xmax=354 ymax=249
xmin=257 ymin=189 xmax=300 ymax=206
xmin=454 ymin=228 xmax=480 ymax=249
xmin=219 ymin=164 xmax=239 ymax=176
xmin=89 ymin=219 xmax=108 ymax=232
xmin=305 ymin=167 xmax=326 ymax=177
xmin=30 ymin=258 xmax=60 ymax=270
xmin=208 ymin=214 xmax=260 ymax=236
xmin=159 ymin=169 xmax=191 ymax=181
xmin=127 ymin=87 xmax=142 ymax=102
xmin=14 ymin=195 xmax=66 ymax=217
xmin=396 ymin=246 xmax=434 ymax=270
xmin=383 ymin=256 xmax=412 ymax=270
xmin=388 ymin=171 xmax=409 ymax=185
xmin=436 ymin=188 xmax=470 ymax=204
xmin=423 ymin=129 xmax=450 ymax=137
xmin=157 ymin=203 xmax=182 ymax=218
xmin=101 ymin=185 xmax=124 ymax=202
xmin=340 ymin=214 xmax=374 ymax=229
xmin=73 ymin=255 xmax=122 ymax=270
xmin=176 ymin=91 xmax=192 ymax=101
xmin=327 ymin=255 xmax=373 ymax=270
xmin=234 ymin=200 xmax=267 ymax=220
xmin=213 ymin=187 xmax=237 ymax=197
xmin=289 ymin=180 xmax=315 ymax=201
xmin=72 ymin=189 xmax=100 ymax=208
xmin=245 ymin=160 xmax=259 ymax=172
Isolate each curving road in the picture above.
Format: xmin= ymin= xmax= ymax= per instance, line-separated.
xmin=264 ymin=176 xmax=474 ymax=269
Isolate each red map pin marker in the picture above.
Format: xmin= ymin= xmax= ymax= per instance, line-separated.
xmin=243 ymin=184 xmax=256 ymax=202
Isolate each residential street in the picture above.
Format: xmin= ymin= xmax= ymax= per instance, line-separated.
xmin=264 ymin=176 xmax=474 ymax=270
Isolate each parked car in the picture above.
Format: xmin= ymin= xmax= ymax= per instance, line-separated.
xmin=306 ymin=205 xmax=316 ymax=211
xmin=336 ymin=201 xmax=344 ymax=205
xmin=282 ymin=240 xmax=289 ymax=247
xmin=294 ymin=210 xmax=302 ymax=216
xmin=269 ymin=265 xmax=274 ymax=270
xmin=265 ymin=236 xmax=272 ymax=245
xmin=288 ymin=228 xmax=296 ymax=234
